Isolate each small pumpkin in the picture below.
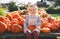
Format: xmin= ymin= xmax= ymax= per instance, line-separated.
xmin=41 ymin=27 xmax=50 ymax=33
xmin=28 ymin=25 xmax=36 ymax=31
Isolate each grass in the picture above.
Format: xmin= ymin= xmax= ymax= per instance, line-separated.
xmin=50 ymin=14 xmax=60 ymax=20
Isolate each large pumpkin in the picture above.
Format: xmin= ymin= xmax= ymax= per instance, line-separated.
xmin=0 ymin=16 xmax=5 ymax=22
xmin=10 ymin=24 xmax=22 ymax=33
xmin=28 ymin=25 xmax=36 ymax=31
xmin=5 ymin=17 xmax=11 ymax=31
xmin=0 ymin=21 xmax=7 ymax=33
xmin=41 ymin=27 xmax=50 ymax=33
xmin=6 ymin=14 xmax=13 ymax=21
xmin=18 ymin=17 xmax=25 ymax=32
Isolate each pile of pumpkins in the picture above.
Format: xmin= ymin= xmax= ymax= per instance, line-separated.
xmin=41 ymin=18 xmax=60 ymax=33
xmin=0 ymin=11 xmax=25 ymax=33
xmin=0 ymin=11 xmax=60 ymax=34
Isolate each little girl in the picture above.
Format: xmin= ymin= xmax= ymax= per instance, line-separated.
xmin=24 ymin=4 xmax=41 ymax=39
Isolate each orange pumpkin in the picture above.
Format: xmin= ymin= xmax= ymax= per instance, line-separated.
xmin=41 ymin=19 xmax=48 ymax=27
xmin=49 ymin=17 xmax=56 ymax=23
xmin=41 ymin=27 xmax=50 ymax=33
xmin=17 ymin=17 xmax=25 ymax=32
xmin=54 ymin=21 xmax=60 ymax=28
xmin=0 ymin=21 xmax=7 ymax=33
xmin=6 ymin=14 xmax=13 ymax=21
xmin=11 ymin=11 xmax=20 ymax=19
xmin=11 ymin=18 xmax=18 ymax=25
xmin=10 ymin=24 xmax=22 ymax=33
xmin=0 ymin=16 xmax=5 ymax=22
xmin=28 ymin=25 xmax=36 ymax=31
xmin=47 ymin=23 xmax=58 ymax=31
xmin=18 ymin=17 xmax=25 ymax=26
xmin=5 ymin=17 xmax=11 ymax=31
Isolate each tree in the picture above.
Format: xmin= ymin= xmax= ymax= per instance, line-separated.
xmin=8 ymin=1 xmax=18 ymax=12
xmin=54 ymin=0 xmax=60 ymax=6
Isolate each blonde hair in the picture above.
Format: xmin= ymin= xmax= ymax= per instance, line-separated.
xmin=27 ymin=4 xmax=38 ymax=15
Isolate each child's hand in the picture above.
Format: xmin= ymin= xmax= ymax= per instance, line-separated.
xmin=33 ymin=28 xmax=40 ymax=33
xmin=24 ymin=29 xmax=31 ymax=33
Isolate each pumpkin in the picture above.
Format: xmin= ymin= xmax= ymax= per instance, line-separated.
xmin=10 ymin=24 xmax=22 ymax=33
xmin=28 ymin=25 xmax=36 ymax=31
xmin=49 ymin=17 xmax=56 ymax=23
xmin=41 ymin=19 xmax=48 ymax=27
xmin=0 ymin=16 xmax=5 ymax=22
xmin=54 ymin=21 xmax=60 ymax=28
xmin=6 ymin=14 xmax=13 ymax=21
xmin=0 ymin=21 xmax=7 ymax=33
xmin=11 ymin=11 xmax=20 ymax=19
xmin=41 ymin=27 xmax=50 ymax=33
xmin=5 ymin=17 xmax=11 ymax=31
xmin=47 ymin=23 xmax=58 ymax=31
xmin=18 ymin=17 xmax=25 ymax=26
xmin=17 ymin=17 xmax=25 ymax=32
xmin=11 ymin=18 xmax=18 ymax=25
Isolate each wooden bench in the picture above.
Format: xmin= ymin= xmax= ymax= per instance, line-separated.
xmin=0 ymin=31 xmax=60 ymax=39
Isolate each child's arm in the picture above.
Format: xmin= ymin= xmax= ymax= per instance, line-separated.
xmin=24 ymin=16 xmax=31 ymax=33
xmin=33 ymin=16 xmax=41 ymax=32
xmin=24 ymin=16 xmax=28 ymax=29
xmin=36 ymin=16 xmax=41 ymax=27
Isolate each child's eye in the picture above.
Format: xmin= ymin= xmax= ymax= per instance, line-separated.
xmin=29 ymin=9 xmax=32 ymax=11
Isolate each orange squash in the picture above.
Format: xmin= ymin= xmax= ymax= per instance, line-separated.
xmin=0 ymin=21 xmax=7 ymax=33
xmin=28 ymin=25 xmax=36 ymax=31
xmin=10 ymin=24 xmax=22 ymax=33
xmin=0 ymin=16 xmax=5 ymax=22
xmin=41 ymin=27 xmax=50 ymax=33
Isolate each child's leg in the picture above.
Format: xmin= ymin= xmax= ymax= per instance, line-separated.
xmin=33 ymin=31 xmax=39 ymax=39
xmin=32 ymin=29 xmax=40 ymax=39
xmin=25 ymin=30 xmax=32 ymax=39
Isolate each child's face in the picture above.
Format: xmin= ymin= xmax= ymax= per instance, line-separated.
xmin=28 ymin=6 xmax=38 ymax=15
